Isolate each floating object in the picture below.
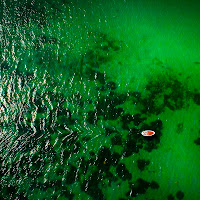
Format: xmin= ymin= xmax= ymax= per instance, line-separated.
xmin=141 ymin=130 xmax=155 ymax=136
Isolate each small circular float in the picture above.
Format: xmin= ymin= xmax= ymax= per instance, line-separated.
xmin=141 ymin=130 xmax=155 ymax=136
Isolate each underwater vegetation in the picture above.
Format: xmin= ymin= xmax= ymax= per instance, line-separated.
xmin=194 ymin=138 xmax=200 ymax=145
xmin=137 ymin=159 xmax=150 ymax=171
xmin=176 ymin=190 xmax=184 ymax=200
xmin=126 ymin=178 xmax=159 ymax=197
xmin=168 ymin=194 xmax=175 ymax=200
xmin=1 ymin=18 xmax=199 ymax=199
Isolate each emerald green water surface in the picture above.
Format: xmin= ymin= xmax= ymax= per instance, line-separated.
xmin=1 ymin=0 xmax=200 ymax=199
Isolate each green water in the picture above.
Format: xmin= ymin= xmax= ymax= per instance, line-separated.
xmin=1 ymin=0 xmax=200 ymax=199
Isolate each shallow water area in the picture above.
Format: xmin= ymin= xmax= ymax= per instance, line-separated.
xmin=1 ymin=0 xmax=200 ymax=200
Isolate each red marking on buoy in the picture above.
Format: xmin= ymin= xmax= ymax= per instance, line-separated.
xmin=141 ymin=130 xmax=155 ymax=136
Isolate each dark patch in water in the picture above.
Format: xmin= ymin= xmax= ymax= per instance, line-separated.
xmin=137 ymin=159 xmax=150 ymax=171
xmin=193 ymin=93 xmax=200 ymax=105
xmin=194 ymin=138 xmax=200 ymax=145
xmin=176 ymin=190 xmax=184 ymax=200
xmin=167 ymin=194 xmax=175 ymax=200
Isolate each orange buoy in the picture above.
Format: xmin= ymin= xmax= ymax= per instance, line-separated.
xmin=141 ymin=130 xmax=155 ymax=136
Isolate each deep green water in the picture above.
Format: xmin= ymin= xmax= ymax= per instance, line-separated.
xmin=1 ymin=0 xmax=200 ymax=199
